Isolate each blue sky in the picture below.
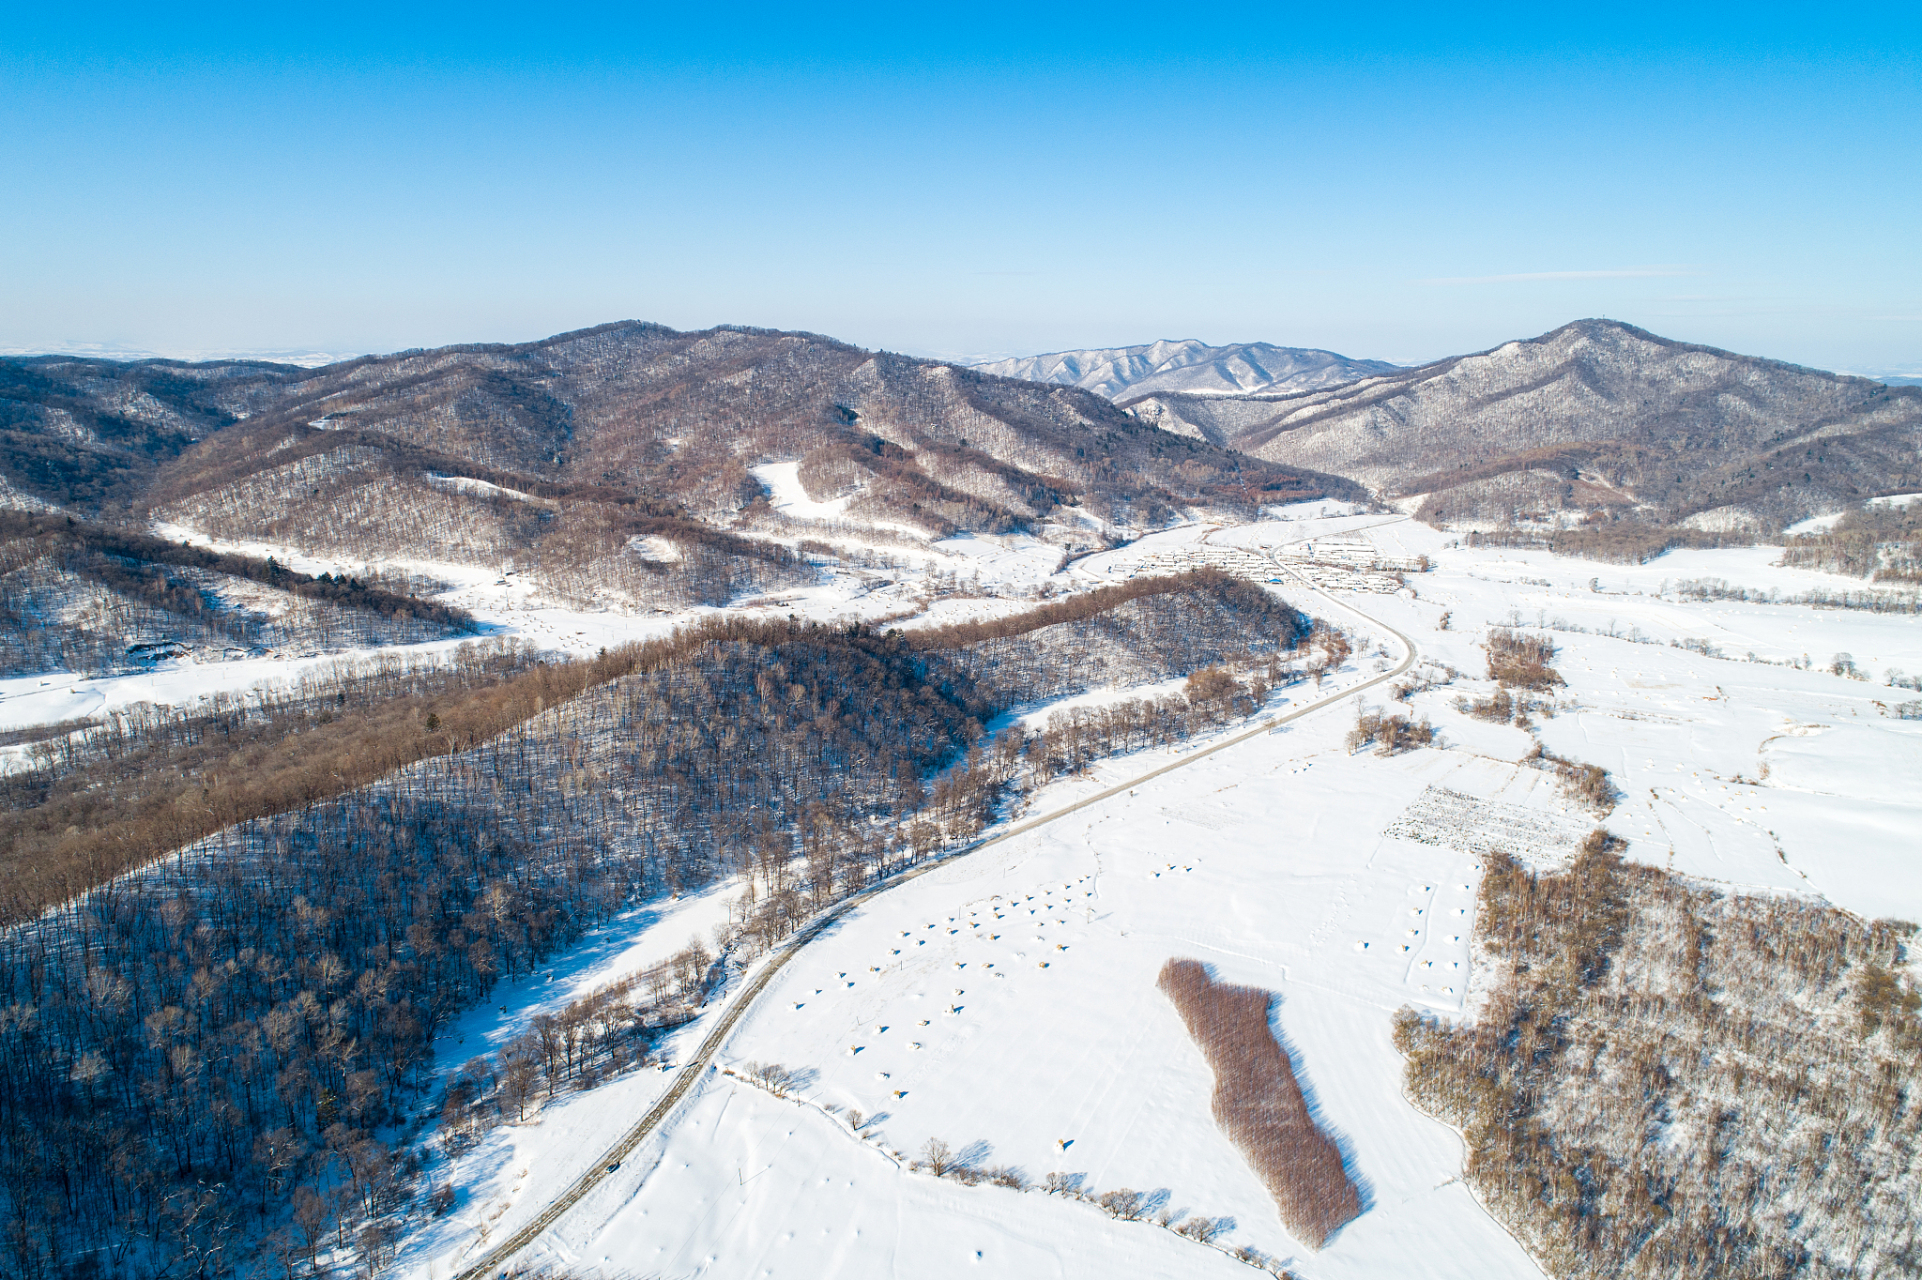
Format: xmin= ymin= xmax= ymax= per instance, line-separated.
xmin=3 ymin=3 xmax=1918 ymax=371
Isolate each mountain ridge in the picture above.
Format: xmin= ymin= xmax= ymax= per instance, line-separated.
xmin=0 ymin=322 xmax=1361 ymax=615
xmin=1127 ymin=319 xmax=1922 ymax=534
xmin=971 ymin=338 xmax=1400 ymax=400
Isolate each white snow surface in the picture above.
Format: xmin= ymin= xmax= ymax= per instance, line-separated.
xmin=387 ymin=513 xmax=1922 ymax=1280
xmin=424 ymin=473 xmax=555 ymax=506
xmin=751 ymin=461 xmax=858 ymax=522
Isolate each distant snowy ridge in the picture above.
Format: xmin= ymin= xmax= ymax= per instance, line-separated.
xmin=969 ymin=339 xmax=1400 ymax=402
xmin=0 ymin=340 xmax=361 ymax=368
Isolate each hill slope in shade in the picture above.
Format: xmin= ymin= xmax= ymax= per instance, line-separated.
xmin=1128 ymin=320 xmax=1922 ymax=532
xmin=972 ymin=339 xmax=1400 ymax=400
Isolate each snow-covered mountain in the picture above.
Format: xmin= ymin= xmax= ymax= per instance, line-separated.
xmin=1129 ymin=319 xmax=1922 ymax=531
xmin=970 ymin=339 xmax=1400 ymax=402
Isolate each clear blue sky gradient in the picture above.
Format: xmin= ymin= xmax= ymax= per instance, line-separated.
xmin=4 ymin=2 xmax=1918 ymax=371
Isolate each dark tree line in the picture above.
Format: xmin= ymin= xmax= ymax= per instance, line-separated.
xmin=1461 ymin=522 xmax=1763 ymax=565
xmin=0 ymin=512 xmax=475 ymax=634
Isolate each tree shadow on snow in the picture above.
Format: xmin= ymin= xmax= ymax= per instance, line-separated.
xmin=1266 ymin=992 xmax=1376 ymax=1223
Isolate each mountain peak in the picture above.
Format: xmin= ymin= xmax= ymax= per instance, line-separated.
xmin=1129 ymin=319 xmax=1922 ymax=532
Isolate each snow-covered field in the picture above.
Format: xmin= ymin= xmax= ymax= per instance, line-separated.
xmin=17 ymin=501 xmax=1922 ymax=1279
xmin=388 ymin=512 xmax=1920 ymax=1280
xmin=424 ymin=715 xmax=1575 ymax=1280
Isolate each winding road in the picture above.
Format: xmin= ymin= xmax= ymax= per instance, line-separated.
xmin=453 ymin=543 xmax=1420 ymax=1280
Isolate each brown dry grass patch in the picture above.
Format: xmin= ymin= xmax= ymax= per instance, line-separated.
xmin=1158 ymin=958 xmax=1361 ymax=1249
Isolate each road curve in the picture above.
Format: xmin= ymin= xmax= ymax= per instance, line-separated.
xmin=454 ymin=573 xmax=1420 ymax=1280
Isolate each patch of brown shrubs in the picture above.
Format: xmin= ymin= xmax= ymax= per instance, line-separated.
xmin=1395 ymin=831 xmax=1922 ymax=1279
xmin=1157 ymin=958 xmax=1361 ymax=1249
xmin=1485 ymin=627 xmax=1563 ymax=689
xmin=1347 ymin=707 xmax=1438 ymax=755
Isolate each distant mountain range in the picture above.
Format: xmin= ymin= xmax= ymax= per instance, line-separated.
xmin=971 ymin=339 xmax=1400 ymax=400
xmin=0 ymin=323 xmax=1357 ymax=624
xmin=1127 ymin=319 xmax=1922 ymax=533
xmin=6 ymin=319 xmax=1916 ymax=580
xmin=0 ymin=340 xmax=358 ymax=367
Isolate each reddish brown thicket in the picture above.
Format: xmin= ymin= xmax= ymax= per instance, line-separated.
xmin=1157 ymin=958 xmax=1361 ymax=1249
xmin=1484 ymin=627 xmax=1563 ymax=689
xmin=1346 ymin=706 xmax=1438 ymax=755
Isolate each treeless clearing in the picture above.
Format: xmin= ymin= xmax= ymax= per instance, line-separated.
xmin=1157 ymin=958 xmax=1361 ymax=1249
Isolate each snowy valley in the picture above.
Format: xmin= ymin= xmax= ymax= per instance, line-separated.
xmin=2 ymin=325 xmax=1919 ymax=1280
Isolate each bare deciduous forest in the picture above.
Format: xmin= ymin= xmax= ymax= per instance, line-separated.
xmin=0 ymin=572 xmax=1307 ymax=1279
xmin=1158 ymin=959 xmax=1361 ymax=1250
xmin=0 ymin=640 xmax=569 ymax=925
xmin=1780 ymin=502 xmax=1922 ymax=582
xmin=0 ymin=513 xmax=473 ymax=676
xmin=1459 ymin=504 xmax=1922 ymax=578
xmin=1396 ymin=833 xmax=1922 ymax=1279
xmin=1460 ymin=524 xmax=1765 ymax=566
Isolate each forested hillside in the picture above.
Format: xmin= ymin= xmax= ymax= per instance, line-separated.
xmin=0 ymin=570 xmax=1309 ymax=1279
xmin=0 ymin=325 xmax=1359 ymax=619
xmin=1128 ymin=320 xmax=1922 ymax=541
xmin=0 ymin=512 xmax=475 ymax=676
xmin=0 ymin=358 xmax=276 ymax=513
